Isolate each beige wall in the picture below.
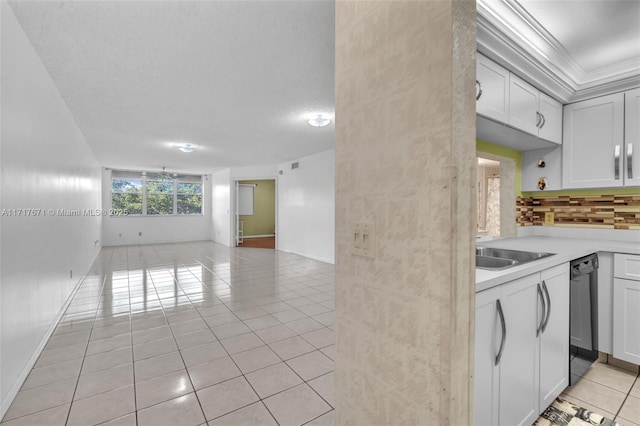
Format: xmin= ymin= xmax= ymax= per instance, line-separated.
xmin=334 ymin=0 xmax=476 ymax=424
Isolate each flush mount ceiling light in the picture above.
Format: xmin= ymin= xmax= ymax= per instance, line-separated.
xmin=178 ymin=144 xmax=196 ymax=153
xmin=308 ymin=114 xmax=331 ymax=128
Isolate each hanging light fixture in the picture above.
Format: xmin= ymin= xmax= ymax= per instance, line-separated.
xmin=158 ymin=167 xmax=172 ymax=182
xmin=308 ymin=114 xmax=331 ymax=127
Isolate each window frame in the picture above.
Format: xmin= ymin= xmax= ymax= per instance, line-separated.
xmin=110 ymin=170 xmax=204 ymax=217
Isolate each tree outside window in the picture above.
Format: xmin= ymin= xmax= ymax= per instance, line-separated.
xmin=112 ymin=178 xmax=143 ymax=215
xmin=146 ymin=180 xmax=174 ymax=215
xmin=110 ymin=170 xmax=203 ymax=216
xmin=177 ymin=183 xmax=202 ymax=214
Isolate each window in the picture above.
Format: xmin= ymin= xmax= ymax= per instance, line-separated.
xmin=177 ymin=182 xmax=203 ymax=214
xmin=146 ymin=179 xmax=174 ymax=215
xmin=112 ymin=173 xmax=143 ymax=215
xmin=111 ymin=170 xmax=203 ymax=216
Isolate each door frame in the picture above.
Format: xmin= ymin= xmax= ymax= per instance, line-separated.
xmin=233 ymin=177 xmax=278 ymax=248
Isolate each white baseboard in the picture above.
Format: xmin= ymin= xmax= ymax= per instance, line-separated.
xmin=276 ymin=248 xmax=335 ymax=265
xmin=0 ymin=249 xmax=100 ymax=420
xmin=242 ymin=234 xmax=275 ymax=239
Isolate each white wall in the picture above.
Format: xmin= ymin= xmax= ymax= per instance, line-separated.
xmin=277 ymin=149 xmax=335 ymax=263
xmin=517 ymin=226 xmax=640 ymax=242
xmin=101 ymin=169 xmax=212 ymax=246
xmin=230 ymin=164 xmax=278 ymax=180
xmin=211 ymin=168 xmax=232 ymax=246
xmin=0 ymin=2 xmax=102 ymax=416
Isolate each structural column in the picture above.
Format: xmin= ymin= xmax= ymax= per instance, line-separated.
xmin=334 ymin=0 xmax=477 ymax=424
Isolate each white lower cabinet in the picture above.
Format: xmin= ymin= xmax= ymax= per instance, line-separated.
xmin=538 ymin=265 xmax=571 ymax=410
xmin=613 ymin=253 xmax=640 ymax=364
xmin=474 ymin=263 xmax=569 ymax=426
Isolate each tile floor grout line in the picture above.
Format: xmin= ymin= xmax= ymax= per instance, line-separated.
xmin=127 ymin=258 xmax=140 ymax=426
xmin=4 ymin=242 xmax=335 ymax=425
xmin=154 ymin=274 xmax=211 ymax=426
xmin=166 ymin=252 xmax=332 ymax=425
xmin=64 ymin=258 xmax=109 ymax=426
xmin=168 ymin=260 xmax=282 ymax=425
xmin=613 ymin=372 xmax=639 ymax=421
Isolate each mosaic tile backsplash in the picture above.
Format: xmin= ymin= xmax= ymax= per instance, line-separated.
xmin=517 ymin=195 xmax=640 ymax=230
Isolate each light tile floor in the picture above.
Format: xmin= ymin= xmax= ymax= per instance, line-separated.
xmin=1 ymin=242 xmax=336 ymax=426
xmin=5 ymin=241 xmax=640 ymax=426
xmin=561 ymin=359 xmax=640 ymax=425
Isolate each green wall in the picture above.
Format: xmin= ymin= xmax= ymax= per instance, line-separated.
xmin=477 ymin=139 xmax=522 ymax=196
xmin=239 ymin=180 xmax=275 ymax=236
xmin=477 ymin=139 xmax=640 ymax=197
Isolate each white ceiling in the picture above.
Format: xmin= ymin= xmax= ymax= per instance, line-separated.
xmin=478 ymin=0 xmax=640 ymax=103
xmin=8 ymin=0 xmax=335 ymax=174
xmin=7 ymin=0 xmax=639 ymax=175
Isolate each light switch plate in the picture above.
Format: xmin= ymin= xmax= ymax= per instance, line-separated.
xmin=352 ymin=222 xmax=376 ymax=258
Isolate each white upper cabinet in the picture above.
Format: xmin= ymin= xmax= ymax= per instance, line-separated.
xmin=509 ymin=74 xmax=563 ymax=144
xmin=476 ymin=53 xmax=563 ymax=150
xmin=624 ymin=88 xmax=640 ymax=186
xmin=562 ymin=93 xmax=625 ymax=188
xmin=538 ymin=93 xmax=563 ymax=145
xmin=477 ymin=54 xmax=510 ymax=123
xmin=509 ymin=74 xmax=540 ymax=136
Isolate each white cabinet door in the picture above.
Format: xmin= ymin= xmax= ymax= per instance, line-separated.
xmin=613 ymin=278 xmax=640 ymax=364
xmin=474 ymin=287 xmax=502 ymax=426
xmin=477 ymin=54 xmax=510 ymax=123
xmin=625 ymin=88 xmax=640 ymax=186
xmin=499 ymin=274 xmax=540 ymax=426
xmin=538 ymin=93 xmax=563 ymax=145
xmin=614 ymin=253 xmax=640 ymax=281
xmin=539 ymin=264 xmax=570 ymax=410
xmin=509 ymin=74 xmax=540 ymax=137
xmin=562 ymin=93 xmax=625 ymax=189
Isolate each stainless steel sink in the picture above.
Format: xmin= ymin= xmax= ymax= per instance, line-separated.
xmin=476 ymin=247 xmax=555 ymax=270
xmin=476 ymin=255 xmax=517 ymax=270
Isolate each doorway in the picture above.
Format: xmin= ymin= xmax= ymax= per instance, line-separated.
xmin=476 ymin=153 xmax=517 ymax=238
xmin=235 ymin=179 xmax=276 ymax=248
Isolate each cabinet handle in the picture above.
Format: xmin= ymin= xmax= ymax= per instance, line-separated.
xmin=540 ymin=113 xmax=546 ymax=129
xmin=541 ymin=280 xmax=551 ymax=333
xmin=615 ymin=145 xmax=621 ymax=180
xmin=628 ymin=143 xmax=633 ymax=179
xmin=476 ymin=80 xmax=483 ymax=101
xmin=495 ymin=299 xmax=506 ymax=366
xmin=536 ymin=112 xmax=542 ymax=128
xmin=536 ymin=283 xmax=546 ymax=337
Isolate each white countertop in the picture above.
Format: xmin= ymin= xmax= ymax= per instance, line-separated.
xmin=476 ymin=236 xmax=640 ymax=292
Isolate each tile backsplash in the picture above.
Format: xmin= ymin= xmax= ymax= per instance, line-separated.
xmin=517 ymin=195 xmax=640 ymax=230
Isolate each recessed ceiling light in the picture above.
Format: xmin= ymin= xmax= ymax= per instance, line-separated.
xmin=178 ymin=144 xmax=196 ymax=153
xmin=308 ymin=114 xmax=331 ymax=127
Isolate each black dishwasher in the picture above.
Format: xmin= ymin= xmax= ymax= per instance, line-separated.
xmin=569 ymin=253 xmax=599 ymax=386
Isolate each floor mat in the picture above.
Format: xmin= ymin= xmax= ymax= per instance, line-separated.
xmin=535 ymin=398 xmax=622 ymax=426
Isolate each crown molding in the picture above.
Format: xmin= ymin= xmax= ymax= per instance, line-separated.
xmin=477 ymin=0 xmax=640 ymax=103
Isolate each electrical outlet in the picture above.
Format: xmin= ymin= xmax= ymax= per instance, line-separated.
xmin=351 ymin=222 xmax=376 ymax=258
xmin=544 ymin=212 xmax=555 ymax=225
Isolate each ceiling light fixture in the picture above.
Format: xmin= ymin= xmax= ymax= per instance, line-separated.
xmin=308 ymin=114 xmax=331 ymax=128
xmin=178 ymin=144 xmax=196 ymax=153
xmin=158 ymin=167 xmax=172 ymax=182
